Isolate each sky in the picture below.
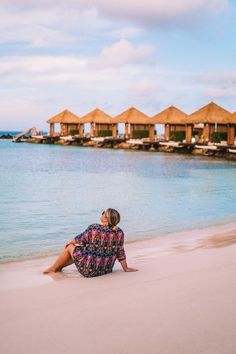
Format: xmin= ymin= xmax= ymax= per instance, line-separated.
xmin=0 ymin=0 xmax=236 ymax=130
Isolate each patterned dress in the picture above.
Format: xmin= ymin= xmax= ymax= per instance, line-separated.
xmin=72 ymin=223 xmax=126 ymax=278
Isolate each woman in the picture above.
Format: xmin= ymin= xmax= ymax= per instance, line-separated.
xmin=43 ymin=208 xmax=138 ymax=277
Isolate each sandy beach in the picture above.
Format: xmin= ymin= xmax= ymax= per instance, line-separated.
xmin=1 ymin=225 xmax=236 ymax=354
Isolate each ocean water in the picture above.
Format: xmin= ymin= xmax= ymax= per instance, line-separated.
xmin=0 ymin=131 xmax=21 ymax=137
xmin=0 ymin=139 xmax=235 ymax=262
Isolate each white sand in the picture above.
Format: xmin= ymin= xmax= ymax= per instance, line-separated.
xmin=1 ymin=226 xmax=236 ymax=354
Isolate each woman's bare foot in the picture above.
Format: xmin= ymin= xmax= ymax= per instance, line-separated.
xmin=43 ymin=267 xmax=58 ymax=274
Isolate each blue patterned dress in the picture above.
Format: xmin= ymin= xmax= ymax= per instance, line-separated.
xmin=72 ymin=224 xmax=126 ymax=277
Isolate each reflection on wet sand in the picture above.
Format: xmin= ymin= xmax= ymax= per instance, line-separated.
xmin=199 ymin=231 xmax=236 ymax=249
xmin=173 ymin=230 xmax=236 ymax=253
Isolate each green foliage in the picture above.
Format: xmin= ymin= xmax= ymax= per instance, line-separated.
xmin=69 ymin=129 xmax=79 ymax=136
xmin=132 ymin=130 xmax=149 ymax=139
xmin=170 ymin=131 xmax=185 ymax=142
xmin=193 ymin=130 xmax=200 ymax=136
xmin=211 ymin=131 xmax=227 ymax=143
xmin=97 ymin=130 xmax=112 ymax=137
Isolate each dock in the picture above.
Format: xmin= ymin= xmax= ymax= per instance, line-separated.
xmin=10 ymin=129 xmax=236 ymax=160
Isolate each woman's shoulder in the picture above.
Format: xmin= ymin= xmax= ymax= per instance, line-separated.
xmin=116 ymin=226 xmax=124 ymax=235
xmin=87 ymin=224 xmax=124 ymax=234
xmin=88 ymin=223 xmax=101 ymax=229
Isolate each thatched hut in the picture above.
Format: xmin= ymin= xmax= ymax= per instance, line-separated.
xmin=152 ymin=106 xmax=190 ymax=142
xmin=80 ymin=108 xmax=117 ymax=138
xmin=113 ymin=107 xmax=154 ymax=139
xmin=47 ymin=109 xmax=83 ymax=136
xmin=189 ymin=102 xmax=232 ymax=144
xmin=228 ymin=112 xmax=236 ymax=145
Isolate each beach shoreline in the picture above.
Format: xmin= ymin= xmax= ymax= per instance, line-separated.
xmin=1 ymin=224 xmax=236 ymax=354
xmin=1 ymin=221 xmax=236 ymax=292
xmin=1 ymin=218 xmax=236 ymax=265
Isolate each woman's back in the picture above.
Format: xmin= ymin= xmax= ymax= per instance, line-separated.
xmin=73 ymin=223 xmax=126 ymax=277
xmin=43 ymin=208 xmax=137 ymax=276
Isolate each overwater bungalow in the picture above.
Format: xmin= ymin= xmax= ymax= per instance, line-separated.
xmin=113 ymin=107 xmax=154 ymax=139
xmin=152 ymin=106 xmax=190 ymax=142
xmin=80 ymin=108 xmax=117 ymax=138
xmin=230 ymin=112 xmax=236 ymax=145
xmin=47 ymin=109 xmax=83 ymax=136
xmin=189 ymin=102 xmax=233 ymax=144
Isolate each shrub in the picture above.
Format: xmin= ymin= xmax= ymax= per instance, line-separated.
xmin=193 ymin=130 xmax=200 ymax=136
xmin=170 ymin=131 xmax=185 ymax=142
xmin=211 ymin=132 xmax=227 ymax=143
xmin=132 ymin=130 xmax=149 ymax=139
xmin=69 ymin=129 xmax=79 ymax=136
xmin=97 ymin=130 xmax=112 ymax=137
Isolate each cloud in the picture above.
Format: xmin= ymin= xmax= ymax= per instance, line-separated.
xmin=126 ymin=79 xmax=163 ymax=112
xmin=0 ymin=56 xmax=88 ymax=85
xmin=204 ymin=87 xmax=236 ymax=99
xmin=81 ymin=0 xmax=229 ymax=28
xmin=110 ymin=27 xmax=142 ymax=39
xmin=195 ymin=72 xmax=236 ymax=99
xmin=130 ymin=79 xmax=156 ymax=95
xmin=0 ymin=5 xmax=110 ymax=48
xmin=89 ymin=39 xmax=154 ymax=69
xmin=0 ymin=38 xmax=154 ymax=85
xmin=1 ymin=0 xmax=230 ymax=30
xmin=0 ymin=0 xmax=234 ymax=130
xmin=198 ymin=72 xmax=236 ymax=85
xmin=186 ymin=71 xmax=236 ymax=101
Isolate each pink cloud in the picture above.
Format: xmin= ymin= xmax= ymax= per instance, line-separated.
xmin=89 ymin=39 xmax=154 ymax=69
xmin=1 ymin=0 xmax=230 ymax=29
xmin=199 ymin=73 xmax=236 ymax=85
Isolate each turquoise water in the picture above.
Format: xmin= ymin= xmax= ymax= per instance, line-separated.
xmin=0 ymin=140 xmax=235 ymax=262
xmin=0 ymin=131 xmax=21 ymax=137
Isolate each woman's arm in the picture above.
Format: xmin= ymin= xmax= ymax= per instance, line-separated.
xmin=117 ymin=230 xmax=138 ymax=272
xmin=120 ymin=259 xmax=138 ymax=272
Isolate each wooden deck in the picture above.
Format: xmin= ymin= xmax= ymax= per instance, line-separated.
xmin=11 ymin=132 xmax=236 ymax=159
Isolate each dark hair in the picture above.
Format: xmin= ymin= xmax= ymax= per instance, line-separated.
xmin=106 ymin=208 xmax=120 ymax=228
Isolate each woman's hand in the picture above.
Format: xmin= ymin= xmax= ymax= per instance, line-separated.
xmin=120 ymin=259 xmax=138 ymax=272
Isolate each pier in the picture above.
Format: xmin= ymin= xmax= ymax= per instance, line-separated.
xmin=12 ymin=132 xmax=235 ymax=160
xmin=9 ymin=101 xmax=236 ymax=161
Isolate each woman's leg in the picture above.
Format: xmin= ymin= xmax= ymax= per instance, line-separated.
xmin=43 ymin=244 xmax=75 ymax=274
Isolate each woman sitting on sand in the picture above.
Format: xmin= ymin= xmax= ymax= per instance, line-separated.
xmin=43 ymin=208 xmax=138 ymax=277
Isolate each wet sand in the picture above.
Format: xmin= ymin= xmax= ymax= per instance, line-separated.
xmin=1 ymin=226 xmax=236 ymax=354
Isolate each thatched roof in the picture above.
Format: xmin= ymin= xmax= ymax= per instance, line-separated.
xmin=113 ymin=107 xmax=152 ymax=124
xmin=80 ymin=108 xmax=113 ymax=124
xmin=231 ymin=112 xmax=236 ymax=124
xmin=47 ymin=109 xmax=81 ymax=124
xmin=189 ymin=102 xmax=232 ymax=124
xmin=151 ymin=105 xmax=189 ymax=124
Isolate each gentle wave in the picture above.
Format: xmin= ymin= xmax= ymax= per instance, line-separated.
xmin=0 ymin=140 xmax=236 ymax=262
